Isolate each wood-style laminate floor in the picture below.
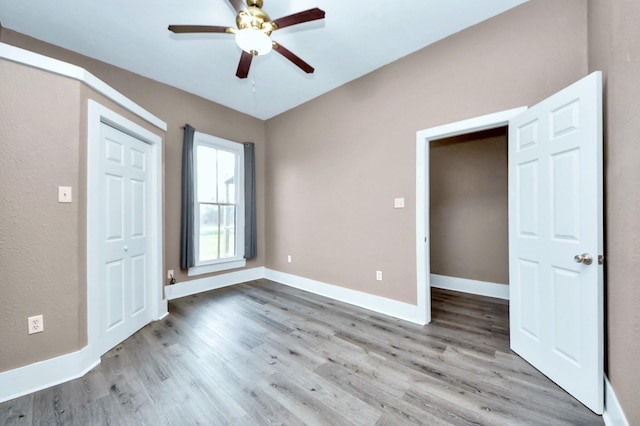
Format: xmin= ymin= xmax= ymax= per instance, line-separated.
xmin=1 ymin=280 xmax=603 ymax=425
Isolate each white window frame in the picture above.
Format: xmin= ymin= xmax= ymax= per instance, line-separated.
xmin=188 ymin=131 xmax=245 ymax=276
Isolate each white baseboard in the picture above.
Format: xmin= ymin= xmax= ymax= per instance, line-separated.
xmin=0 ymin=346 xmax=99 ymax=404
xmin=157 ymin=298 xmax=169 ymax=320
xmin=5 ymin=268 xmax=514 ymax=404
xmin=165 ymin=267 xmax=265 ymax=300
xmin=604 ymin=375 xmax=630 ymax=426
xmin=166 ymin=267 xmax=425 ymax=324
xmin=264 ymin=269 xmax=426 ymax=325
xmin=0 ymin=268 xmax=266 ymax=404
xmin=430 ymin=274 xmax=509 ymax=300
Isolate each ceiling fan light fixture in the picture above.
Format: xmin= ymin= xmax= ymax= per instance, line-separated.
xmin=236 ymin=28 xmax=272 ymax=56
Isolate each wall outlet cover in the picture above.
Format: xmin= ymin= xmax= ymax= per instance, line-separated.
xmin=28 ymin=314 xmax=44 ymax=334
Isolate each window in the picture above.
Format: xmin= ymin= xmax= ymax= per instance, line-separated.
xmin=189 ymin=132 xmax=245 ymax=276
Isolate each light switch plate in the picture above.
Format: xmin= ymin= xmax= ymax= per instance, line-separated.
xmin=394 ymin=197 xmax=405 ymax=209
xmin=58 ymin=186 xmax=72 ymax=203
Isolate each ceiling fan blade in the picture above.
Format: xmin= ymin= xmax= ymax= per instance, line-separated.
xmin=273 ymin=43 xmax=314 ymax=74
xmin=271 ymin=8 xmax=325 ymax=30
xmin=227 ymin=0 xmax=247 ymax=14
xmin=168 ymin=25 xmax=232 ymax=34
xmin=236 ymin=51 xmax=253 ymax=79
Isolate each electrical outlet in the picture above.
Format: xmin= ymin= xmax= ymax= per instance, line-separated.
xmin=167 ymin=269 xmax=174 ymax=279
xmin=287 ymin=255 xmax=292 ymax=263
xmin=376 ymin=271 xmax=383 ymax=281
xmin=28 ymin=315 xmax=44 ymax=334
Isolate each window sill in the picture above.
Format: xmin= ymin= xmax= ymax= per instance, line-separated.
xmin=188 ymin=258 xmax=247 ymax=277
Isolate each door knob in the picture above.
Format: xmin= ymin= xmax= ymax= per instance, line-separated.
xmin=574 ymin=253 xmax=593 ymax=265
xmin=124 ymin=246 xmax=129 ymax=252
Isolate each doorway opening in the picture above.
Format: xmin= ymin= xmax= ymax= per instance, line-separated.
xmin=429 ymin=127 xmax=509 ymax=304
xmin=415 ymin=107 xmax=526 ymax=324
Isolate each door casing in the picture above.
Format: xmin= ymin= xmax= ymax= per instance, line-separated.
xmin=87 ymin=100 xmax=166 ymax=358
xmin=415 ymin=107 xmax=527 ymax=324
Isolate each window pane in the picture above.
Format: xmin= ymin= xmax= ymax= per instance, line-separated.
xmin=217 ymin=149 xmax=236 ymax=204
xmin=193 ymin=135 xmax=243 ymax=267
xmin=197 ymin=145 xmax=217 ymax=202
xmin=219 ymin=205 xmax=236 ymax=258
xmin=199 ymin=204 xmax=219 ymax=262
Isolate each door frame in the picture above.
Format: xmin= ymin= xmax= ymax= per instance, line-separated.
xmin=86 ymin=100 xmax=166 ymax=358
xmin=415 ymin=106 xmax=527 ymax=323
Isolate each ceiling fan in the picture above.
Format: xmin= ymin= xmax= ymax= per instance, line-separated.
xmin=168 ymin=0 xmax=326 ymax=79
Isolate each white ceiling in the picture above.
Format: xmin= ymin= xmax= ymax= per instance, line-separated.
xmin=0 ymin=0 xmax=528 ymax=120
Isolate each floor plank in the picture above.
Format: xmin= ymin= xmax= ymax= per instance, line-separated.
xmin=0 ymin=280 xmax=603 ymax=425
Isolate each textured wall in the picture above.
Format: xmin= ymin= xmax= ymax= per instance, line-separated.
xmin=588 ymin=0 xmax=640 ymax=422
xmin=0 ymin=29 xmax=267 ymax=285
xmin=429 ymin=129 xmax=508 ymax=285
xmin=265 ymin=0 xmax=588 ymax=304
xmin=0 ymin=60 xmax=83 ymax=371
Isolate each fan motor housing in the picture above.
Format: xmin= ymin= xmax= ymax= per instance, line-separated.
xmin=237 ymin=4 xmax=274 ymax=34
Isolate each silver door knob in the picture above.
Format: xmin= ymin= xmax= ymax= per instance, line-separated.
xmin=574 ymin=253 xmax=593 ymax=265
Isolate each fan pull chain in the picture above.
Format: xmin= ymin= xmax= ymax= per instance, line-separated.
xmin=252 ymin=77 xmax=257 ymax=94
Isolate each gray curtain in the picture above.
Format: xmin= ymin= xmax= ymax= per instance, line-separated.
xmin=180 ymin=124 xmax=196 ymax=269
xmin=244 ymin=142 xmax=257 ymax=259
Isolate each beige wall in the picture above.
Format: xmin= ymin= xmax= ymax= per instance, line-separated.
xmin=265 ymin=0 xmax=587 ymax=304
xmin=4 ymin=1 xmax=638 ymax=421
xmin=429 ymin=129 xmax=508 ymax=285
xmin=0 ymin=30 xmax=266 ymax=373
xmin=588 ymin=0 xmax=640 ymax=422
xmin=0 ymin=60 xmax=84 ymax=370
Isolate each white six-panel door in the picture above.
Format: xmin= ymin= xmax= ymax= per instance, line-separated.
xmin=98 ymin=122 xmax=153 ymax=355
xmin=508 ymin=72 xmax=603 ymax=413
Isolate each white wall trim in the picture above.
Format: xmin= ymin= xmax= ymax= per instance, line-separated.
xmin=430 ymin=274 xmax=509 ymax=300
xmin=0 ymin=347 xmax=99 ymax=404
xmin=604 ymin=375 xmax=630 ymax=426
xmin=166 ymin=267 xmax=265 ymax=300
xmin=188 ymin=259 xmax=247 ymax=277
xmin=0 ymin=43 xmax=166 ymax=131
xmin=416 ymin=107 xmax=527 ymax=324
xmin=265 ymin=269 xmax=426 ymax=325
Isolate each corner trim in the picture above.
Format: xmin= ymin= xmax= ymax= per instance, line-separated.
xmin=166 ymin=267 xmax=265 ymax=300
xmin=265 ymin=269 xmax=426 ymax=325
xmin=430 ymin=274 xmax=509 ymax=300
xmin=0 ymin=347 xmax=99 ymax=404
xmin=0 ymin=43 xmax=166 ymax=131
xmin=604 ymin=375 xmax=629 ymax=426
